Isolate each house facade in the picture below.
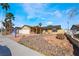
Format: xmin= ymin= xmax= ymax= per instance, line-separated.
xmin=71 ymin=24 xmax=79 ymax=34
xmin=71 ymin=24 xmax=79 ymax=31
xmin=42 ymin=25 xmax=65 ymax=34
xmin=16 ymin=25 xmax=31 ymax=36
xmin=15 ymin=25 xmax=64 ymax=35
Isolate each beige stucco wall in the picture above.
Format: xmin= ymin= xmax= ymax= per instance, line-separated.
xmin=43 ymin=29 xmax=65 ymax=34
xmin=22 ymin=26 xmax=30 ymax=30
xmin=19 ymin=26 xmax=31 ymax=35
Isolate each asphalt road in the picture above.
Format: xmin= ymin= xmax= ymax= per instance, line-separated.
xmin=0 ymin=45 xmax=12 ymax=56
xmin=0 ymin=34 xmax=43 ymax=56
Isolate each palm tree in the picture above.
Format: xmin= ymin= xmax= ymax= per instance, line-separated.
xmin=0 ymin=3 xmax=10 ymax=34
xmin=5 ymin=12 xmax=15 ymax=21
xmin=3 ymin=12 xmax=15 ymax=34
xmin=0 ymin=3 xmax=10 ymax=12
xmin=39 ymin=23 xmax=42 ymax=27
xmin=39 ymin=23 xmax=42 ymax=34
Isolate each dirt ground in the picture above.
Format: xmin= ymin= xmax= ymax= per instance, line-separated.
xmin=6 ymin=34 xmax=74 ymax=56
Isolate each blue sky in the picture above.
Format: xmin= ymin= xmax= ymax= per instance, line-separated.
xmin=0 ymin=3 xmax=79 ymax=29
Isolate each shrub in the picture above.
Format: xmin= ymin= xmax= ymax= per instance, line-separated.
xmin=56 ymin=34 xmax=65 ymax=40
xmin=74 ymin=34 xmax=79 ymax=38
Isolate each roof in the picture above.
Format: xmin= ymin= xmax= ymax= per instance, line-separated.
xmin=31 ymin=26 xmax=43 ymax=29
xmin=22 ymin=25 xmax=31 ymax=28
xmin=74 ymin=24 xmax=79 ymax=27
xmin=71 ymin=24 xmax=79 ymax=28
xmin=71 ymin=24 xmax=79 ymax=30
xmin=45 ymin=25 xmax=61 ymax=30
xmin=14 ymin=25 xmax=61 ymax=30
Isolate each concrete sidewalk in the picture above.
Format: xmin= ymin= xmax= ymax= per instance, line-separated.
xmin=0 ymin=35 xmax=43 ymax=56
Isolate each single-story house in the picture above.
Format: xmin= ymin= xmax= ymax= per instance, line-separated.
xmin=30 ymin=25 xmax=63 ymax=34
xmin=17 ymin=25 xmax=31 ymax=35
xmin=31 ymin=26 xmax=43 ymax=34
xmin=71 ymin=24 xmax=79 ymax=31
xmin=71 ymin=24 xmax=79 ymax=34
xmin=12 ymin=25 xmax=31 ymax=36
xmin=13 ymin=25 xmax=64 ymax=35
xmin=42 ymin=25 xmax=64 ymax=34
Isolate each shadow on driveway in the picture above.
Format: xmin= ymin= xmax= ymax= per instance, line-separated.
xmin=0 ymin=45 xmax=12 ymax=56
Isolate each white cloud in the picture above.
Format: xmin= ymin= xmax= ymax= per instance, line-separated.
xmin=22 ymin=3 xmax=74 ymax=25
xmin=22 ymin=3 xmax=47 ymax=19
xmin=22 ymin=3 xmax=64 ymax=22
xmin=46 ymin=21 xmax=53 ymax=25
xmin=53 ymin=10 xmax=62 ymax=18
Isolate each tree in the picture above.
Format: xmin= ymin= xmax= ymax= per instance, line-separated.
xmin=67 ymin=8 xmax=79 ymax=30
xmin=39 ymin=23 xmax=42 ymax=27
xmin=0 ymin=3 xmax=10 ymax=12
xmin=5 ymin=12 xmax=15 ymax=21
xmin=0 ymin=3 xmax=10 ymax=34
xmin=38 ymin=23 xmax=42 ymax=34
xmin=3 ymin=12 xmax=15 ymax=34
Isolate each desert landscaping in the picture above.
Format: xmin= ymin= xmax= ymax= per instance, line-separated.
xmin=0 ymin=3 xmax=79 ymax=56
xmin=7 ymin=34 xmax=73 ymax=56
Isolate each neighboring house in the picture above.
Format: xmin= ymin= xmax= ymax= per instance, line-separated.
xmin=42 ymin=25 xmax=64 ymax=34
xmin=71 ymin=24 xmax=79 ymax=34
xmin=31 ymin=26 xmax=43 ymax=34
xmin=47 ymin=25 xmax=61 ymax=32
xmin=12 ymin=25 xmax=31 ymax=36
xmin=71 ymin=24 xmax=79 ymax=31
xmin=19 ymin=25 xmax=31 ymax=35
xmin=13 ymin=25 xmax=64 ymax=36
xmin=31 ymin=25 xmax=63 ymax=34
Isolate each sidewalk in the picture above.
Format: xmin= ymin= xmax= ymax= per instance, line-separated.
xmin=0 ymin=34 xmax=43 ymax=56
